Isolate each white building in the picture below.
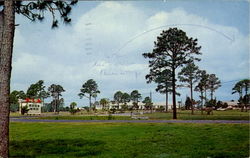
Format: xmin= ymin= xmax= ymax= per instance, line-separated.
xmin=100 ymin=101 xmax=172 ymax=110
xmin=18 ymin=98 xmax=42 ymax=115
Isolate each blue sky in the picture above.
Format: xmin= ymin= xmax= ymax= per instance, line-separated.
xmin=11 ymin=0 xmax=249 ymax=107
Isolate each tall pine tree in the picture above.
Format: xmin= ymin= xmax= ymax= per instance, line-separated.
xmin=143 ymin=28 xmax=201 ymax=119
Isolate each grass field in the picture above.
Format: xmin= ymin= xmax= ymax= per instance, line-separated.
xmin=10 ymin=122 xmax=249 ymax=158
xmin=18 ymin=110 xmax=249 ymax=120
xmin=143 ymin=110 xmax=249 ymax=120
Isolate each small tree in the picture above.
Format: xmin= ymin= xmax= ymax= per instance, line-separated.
xmin=194 ymin=82 xmax=205 ymax=110
xmin=195 ymin=70 xmax=211 ymax=115
xmin=222 ymin=102 xmax=228 ymax=109
xmin=185 ymin=97 xmax=192 ymax=110
xmin=21 ymin=106 xmax=29 ymax=115
xmin=121 ymin=93 xmax=130 ymax=108
xmin=142 ymin=97 xmax=153 ymax=112
xmin=48 ymin=84 xmax=65 ymax=113
xmin=205 ymin=99 xmax=217 ymax=108
xmin=10 ymin=90 xmax=26 ymax=105
xmin=78 ymin=79 xmax=100 ymax=109
xmin=114 ymin=91 xmax=123 ymax=109
xmin=178 ymin=62 xmax=200 ymax=114
xmin=204 ymin=99 xmax=217 ymax=115
xmin=146 ymin=69 xmax=172 ymax=112
xmin=239 ymin=94 xmax=250 ymax=112
xmin=69 ymin=102 xmax=77 ymax=115
xmin=130 ymin=90 xmax=142 ymax=110
xmin=100 ymin=98 xmax=109 ymax=110
xmin=207 ymin=74 xmax=221 ymax=100
xmin=216 ymin=101 xmax=223 ymax=109
xmin=232 ymin=79 xmax=250 ymax=112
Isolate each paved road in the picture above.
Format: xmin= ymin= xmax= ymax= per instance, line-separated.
xmin=10 ymin=118 xmax=249 ymax=124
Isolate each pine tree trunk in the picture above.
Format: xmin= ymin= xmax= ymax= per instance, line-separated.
xmin=0 ymin=1 xmax=15 ymax=157
xmin=211 ymin=90 xmax=213 ymax=100
xmin=190 ymin=81 xmax=194 ymax=115
xmin=201 ymin=91 xmax=204 ymax=115
xmin=165 ymin=91 xmax=168 ymax=112
xmin=57 ymin=95 xmax=59 ymax=114
xmin=89 ymin=95 xmax=92 ymax=109
xmin=204 ymin=88 xmax=207 ymax=103
xmin=172 ymin=68 xmax=177 ymax=119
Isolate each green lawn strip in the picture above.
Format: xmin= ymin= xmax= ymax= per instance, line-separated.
xmin=143 ymin=110 xmax=249 ymax=120
xmin=22 ymin=110 xmax=249 ymax=120
xmin=10 ymin=122 xmax=249 ymax=158
xmin=31 ymin=115 xmax=133 ymax=120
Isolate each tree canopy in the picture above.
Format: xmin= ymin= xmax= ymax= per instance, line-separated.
xmin=232 ymin=79 xmax=250 ymax=97
xmin=121 ymin=93 xmax=131 ymax=105
xmin=0 ymin=0 xmax=78 ymax=28
xmin=26 ymin=80 xmax=49 ymax=99
xmin=130 ymin=90 xmax=142 ymax=103
xmin=100 ymin=98 xmax=109 ymax=109
xmin=79 ymin=79 xmax=100 ymax=108
xmin=142 ymin=96 xmax=153 ymax=110
xmin=10 ymin=90 xmax=26 ymax=105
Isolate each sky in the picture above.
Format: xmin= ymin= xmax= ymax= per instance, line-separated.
xmin=11 ymin=0 xmax=249 ymax=107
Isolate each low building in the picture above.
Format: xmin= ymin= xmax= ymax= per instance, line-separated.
xmin=19 ymin=98 xmax=42 ymax=115
xmin=104 ymin=101 xmax=173 ymax=110
xmin=222 ymin=100 xmax=240 ymax=109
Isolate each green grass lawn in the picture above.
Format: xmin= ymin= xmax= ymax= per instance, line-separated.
xmin=25 ymin=110 xmax=249 ymax=120
xmin=10 ymin=122 xmax=249 ymax=158
xmin=143 ymin=110 xmax=249 ymax=120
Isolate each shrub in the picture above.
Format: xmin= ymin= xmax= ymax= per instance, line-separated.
xmin=10 ymin=104 xmax=19 ymax=112
xmin=109 ymin=108 xmax=116 ymax=114
xmin=21 ymin=106 xmax=29 ymax=115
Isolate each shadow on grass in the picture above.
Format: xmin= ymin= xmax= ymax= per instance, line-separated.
xmin=10 ymin=139 xmax=106 ymax=157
